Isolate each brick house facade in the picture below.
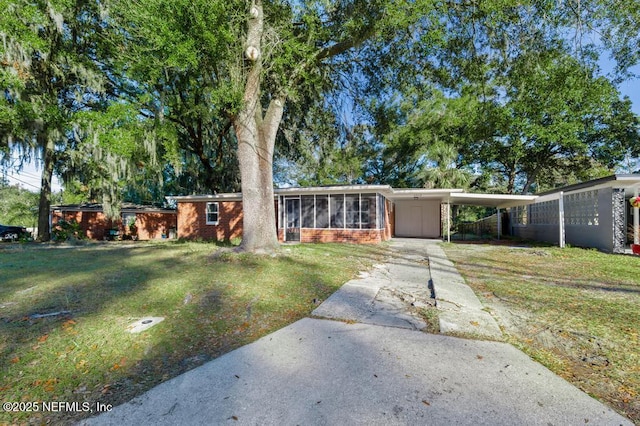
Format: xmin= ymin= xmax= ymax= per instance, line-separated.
xmin=177 ymin=197 xmax=244 ymax=241
xmin=174 ymin=187 xmax=394 ymax=244
xmin=51 ymin=204 xmax=177 ymax=241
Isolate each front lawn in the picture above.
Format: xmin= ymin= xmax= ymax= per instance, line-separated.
xmin=441 ymin=242 xmax=640 ymax=424
xmin=0 ymin=241 xmax=386 ymax=424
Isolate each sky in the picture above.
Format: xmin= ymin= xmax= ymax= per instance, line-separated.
xmin=4 ymin=154 xmax=64 ymax=192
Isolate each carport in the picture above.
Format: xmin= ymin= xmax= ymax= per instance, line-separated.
xmin=389 ymin=189 xmax=537 ymax=241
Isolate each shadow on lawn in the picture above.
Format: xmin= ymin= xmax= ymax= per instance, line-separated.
xmin=1 ymin=241 xmax=377 ymax=424
xmin=0 ymin=243 xmax=242 ymax=423
xmin=445 ymin=241 xmax=640 ymax=295
xmin=0 ymin=244 xmax=188 ymax=361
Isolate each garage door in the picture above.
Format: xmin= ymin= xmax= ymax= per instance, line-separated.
xmin=395 ymin=200 xmax=441 ymax=238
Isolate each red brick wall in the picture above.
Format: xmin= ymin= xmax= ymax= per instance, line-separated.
xmin=52 ymin=211 xmax=110 ymax=240
xmin=177 ymin=201 xmax=243 ymax=241
xmin=180 ymin=196 xmax=393 ymax=244
xmin=52 ymin=210 xmax=176 ymax=240
xmin=384 ymin=198 xmax=393 ymax=240
xmin=296 ymin=229 xmax=385 ymax=244
xmin=135 ymin=212 xmax=177 ymax=240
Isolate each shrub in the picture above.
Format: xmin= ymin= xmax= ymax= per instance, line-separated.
xmin=52 ymin=219 xmax=85 ymax=241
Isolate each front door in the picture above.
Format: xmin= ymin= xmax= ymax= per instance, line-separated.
xmin=285 ymin=198 xmax=301 ymax=242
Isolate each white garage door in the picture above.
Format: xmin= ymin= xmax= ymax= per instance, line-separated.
xmin=395 ymin=200 xmax=441 ymax=238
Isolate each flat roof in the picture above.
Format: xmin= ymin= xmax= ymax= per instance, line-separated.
xmin=449 ymin=193 xmax=538 ymax=208
xmin=537 ymin=174 xmax=640 ymax=196
xmin=169 ymin=193 xmax=243 ymax=202
xmin=172 ymin=186 xmax=540 ymax=208
xmin=51 ymin=203 xmax=176 ymax=213
xmin=276 ymin=185 xmax=394 ymax=196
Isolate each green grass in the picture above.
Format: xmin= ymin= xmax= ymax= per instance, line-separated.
xmin=0 ymin=240 xmax=387 ymax=424
xmin=441 ymin=242 xmax=640 ymax=424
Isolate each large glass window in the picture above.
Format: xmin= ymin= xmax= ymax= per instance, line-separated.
xmin=302 ymin=195 xmax=315 ymax=228
xmin=122 ymin=212 xmax=136 ymax=228
xmin=361 ymin=194 xmax=377 ymax=229
xmin=345 ymin=195 xmax=360 ymax=228
xmin=316 ymin=195 xmax=329 ymax=228
xmin=378 ymin=194 xmax=385 ymax=229
xmin=330 ymin=194 xmax=344 ymax=228
xmin=277 ymin=193 xmax=385 ymax=230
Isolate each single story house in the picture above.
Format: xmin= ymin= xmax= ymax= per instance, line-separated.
xmin=173 ymin=174 xmax=640 ymax=252
xmin=50 ymin=203 xmax=177 ymax=241
xmin=172 ymin=185 xmax=536 ymax=244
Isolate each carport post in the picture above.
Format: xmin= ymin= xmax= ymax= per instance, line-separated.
xmin=447 ymin=201 xmax=451 ymax=243
xmin=496 ymin=207 xmax=501 ymax=240
xmin=634 ymin=186 xmax=639 ymax=245
xmin=558 ymin=192 xmax=565 ymax=248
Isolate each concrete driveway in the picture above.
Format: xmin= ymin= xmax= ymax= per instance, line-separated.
xmin=81 ymin=239 xmax=631 ymax=425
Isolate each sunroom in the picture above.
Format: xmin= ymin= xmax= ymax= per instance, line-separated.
xmin=275 ymin=186 xmax=393 ymax=244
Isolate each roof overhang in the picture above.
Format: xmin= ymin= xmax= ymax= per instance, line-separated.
xmin=171 ymin=193 xmax=243 ymax=202
xmin=448 ymin=193 xmax=538 ymax=208
xmin=51 ymin=204 xmax=176 ymax=213
xmin=275 ymin=185 xmax=393 ymax=196
xmin=172 ymin=187 xmax=539 ymax=208
xmin=538 ymin=174 xmax=640 ymax=197
xmin=388 ymin=188 xmax=464 ymax=201
xmin=387 ymin=188 xmax=537 ymax=208
xmin=172 ymin=186 xmax=395 ymax=202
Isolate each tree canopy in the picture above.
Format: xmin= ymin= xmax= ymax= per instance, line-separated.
xmin=1 ymin=0 xmax=639 ymax=247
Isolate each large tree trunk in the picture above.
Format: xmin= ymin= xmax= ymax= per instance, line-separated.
xmin=233 ymin=0 xmax=283 ymax=252
xmin=37 ymin=134 xmax=54 ymax=242
xmin=234 ymin=99 xmax=283 ymax=252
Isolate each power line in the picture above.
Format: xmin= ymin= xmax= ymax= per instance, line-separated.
xmin=5 ymin=175 xmax=41 ymax=190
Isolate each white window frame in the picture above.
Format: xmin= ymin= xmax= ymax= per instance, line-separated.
xmin=361 ymin=196 xmax=370 ymax=227
xmin=122 ymin=212 xmax=136 ymax=228
xmin=206 ymin=202 xmax=219 ymax=225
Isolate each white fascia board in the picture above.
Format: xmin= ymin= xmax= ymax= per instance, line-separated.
xmin=389 ymin=188 xmax=465 ymax=200
xmin=275 ymin=185 xmax=394 ymax=196
xmin=172 ymin=193 xmax=243 ymax=202
xmin=449 ymin=193 xmax=538 ymax=208
xmin=534 ymin=192 xmax=562 ymax=202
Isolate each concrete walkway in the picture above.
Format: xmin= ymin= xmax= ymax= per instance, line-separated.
xmin=82 ymin=239 xmax=631 ymax=426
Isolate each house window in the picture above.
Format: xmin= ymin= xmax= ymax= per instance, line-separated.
xmin=122 ymin=212 xmax=136 ymax=228
xmin=277 ymin=193 xmax=384 ymax=230
xmin=345 ymin=195 xmax=360 ymax=228
xmin=302 ymin=195 xmax=315 ymax=228
xmin=206 ymin=202 xmax=219 ymax=224
xmin=316 ymin=195 xmax=329 ymax=228
xmin=378 ymin=194 xmax=385 ymax=229
xmin=330 ymin=194 xmax=344 ymax=228
xmin=362 ymin=194 xmax=377 ymax=229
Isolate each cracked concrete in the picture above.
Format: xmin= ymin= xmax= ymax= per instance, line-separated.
xmin=311 ymin=242 xmax=433 ymax=330
xmin=426 ymin=242 xmax=503 ymax=340
xmin=82 ymin=239 xmax=632 ymax=426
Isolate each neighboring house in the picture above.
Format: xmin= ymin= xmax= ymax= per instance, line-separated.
xmin=173 ymin=185 xmax=536 ymax=244
xmin=50 ymin=203 xmax=177 ymax=241
xmin=508 ymin=174 xmax=640 ymax=253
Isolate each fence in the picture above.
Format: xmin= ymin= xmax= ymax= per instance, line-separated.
xmin=457 ymin=213 xmax=501 ymax=239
